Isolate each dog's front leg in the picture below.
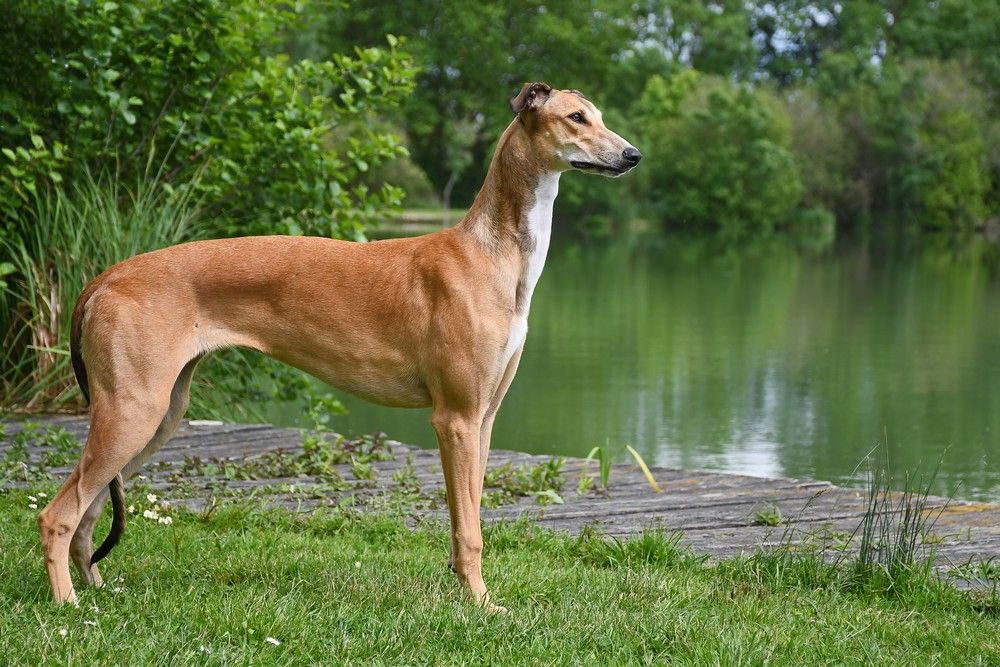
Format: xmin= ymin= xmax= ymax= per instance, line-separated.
xmin=432 ymin=408 xmax=505 ymax=613
xmin=445 ymin=346 xmax=525 ymax=574
xmin=478 ymin=346 xmax=524 ymax=497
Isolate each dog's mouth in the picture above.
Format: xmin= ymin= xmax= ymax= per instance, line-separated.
xmin=570 ymin=160 xmax=631 ymax=177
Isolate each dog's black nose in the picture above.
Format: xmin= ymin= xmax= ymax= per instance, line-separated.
xmin=623 ymin=147 xmax=642 ymax=164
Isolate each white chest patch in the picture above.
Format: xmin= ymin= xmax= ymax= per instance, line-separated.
xmin=521 ymin=173 xmax=559 ymax=310
xmin=500 ymin=173 xmax=560 ymax=370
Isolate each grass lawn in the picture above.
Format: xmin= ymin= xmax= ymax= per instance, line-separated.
xmin=2 ymin=486 xmax=999 ymax=665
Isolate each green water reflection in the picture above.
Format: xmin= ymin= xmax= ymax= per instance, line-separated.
xmin=269 ymin=234 xmax=1000 ymax=500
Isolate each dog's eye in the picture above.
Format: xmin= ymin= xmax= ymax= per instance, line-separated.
xmin=568 ymin=112 xmax=586 ymax=124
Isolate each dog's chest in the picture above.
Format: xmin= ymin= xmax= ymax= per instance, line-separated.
xmin=502 ymin=173 xmax=559 ymax=370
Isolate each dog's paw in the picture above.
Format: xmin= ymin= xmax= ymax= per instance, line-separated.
xmin=483 ymin=600 xmax=509 ymax=615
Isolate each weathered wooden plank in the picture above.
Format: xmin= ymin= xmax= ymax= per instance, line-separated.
xmin=5 ymin=416 xmax=1000 ymax=569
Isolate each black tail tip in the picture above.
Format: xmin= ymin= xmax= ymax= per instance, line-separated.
xmin=90 ymin=475 xmax=126 ymax=565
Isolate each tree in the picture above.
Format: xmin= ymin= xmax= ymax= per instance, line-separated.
xmin=633 ymin=0 xmax=756 ymax=78
xmin=638 ymin=77 xmax=804 ymax=238
xmin=308 ymin=0 xmax=637 ymax=206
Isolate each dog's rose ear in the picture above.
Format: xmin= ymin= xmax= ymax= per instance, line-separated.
xmin=509 ymin=82 xmax=552 ymax=113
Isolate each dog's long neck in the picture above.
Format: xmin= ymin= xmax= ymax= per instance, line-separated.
xmin=460 ymin=119 xmax=561 ymax=313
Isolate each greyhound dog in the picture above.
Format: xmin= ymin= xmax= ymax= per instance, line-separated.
xmin=39 ymin=82 xmax=641 ymax=611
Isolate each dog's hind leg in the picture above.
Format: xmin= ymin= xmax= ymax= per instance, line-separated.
xmin=69 ymin=486 xmax=109 ymax=587
xmin=68 ymin=356 xmax=201 ymax=588
xmin=40 ymin=393 xmax=169 ymax=604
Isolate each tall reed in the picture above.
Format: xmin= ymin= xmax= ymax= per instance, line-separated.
xmin=846 ymin=448 xmax=947 ymax=592
xmin=0 ymin=172 xmax=200 ymax=411
xmin=742 ymin=444 xmax=950 ymax=597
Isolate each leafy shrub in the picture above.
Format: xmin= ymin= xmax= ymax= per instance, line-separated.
xmin=0 ymin=1 xmax=419 ymax=414
xmin=906 ymin=60 xmax=991 ymax=231
xmin=816 ymin=58 xmax=994 ymax=232
xmin=0 ymin=0 xmax=416 ymax=237
xmin=638 ymin=77 xmax=804 ymax=239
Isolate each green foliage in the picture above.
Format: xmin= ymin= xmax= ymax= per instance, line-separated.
xmin=810 ymin=58 xmax=995 ymax=231
xmin=753 ymin=506 xmax=783 ymax=527
xmin=639 ymin=78 xmax=804 ymax=239
xmin=0 ymin=0 xmax=415 ymax=236
xmin=299 ymin=0 xmax=1000 ymax=239
xmin=179 ymin=431 xmax=393 ymax=488
xmin=483 ymin=458 xmax=566 ymax=506
xmin=635 ymin=0 xmax=758 ymax=79
xmin=784 ymin=86 xmax=856 ymax=218
xmin=0 ymin=134 xmax=68 ymax=222
xmin=308 ymin=0 xmax=637 ymax=205
xmin=753 ymin=1 xmax=999 ymax=233
xmin=0 ymin=2 xmax=418 ymax=416
xmin=905 ymin=61 xmax=991 ymax=231
xmin=584 ymin=446 xmax=613 ymax=489
xmin=0 ymin=172 xmax=199 ymax=410
xmin=0 ymin=261 xmax=14 ymax=289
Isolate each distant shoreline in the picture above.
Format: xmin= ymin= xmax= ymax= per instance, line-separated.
xmin=371 ymin=208 xmax=467 ymax=238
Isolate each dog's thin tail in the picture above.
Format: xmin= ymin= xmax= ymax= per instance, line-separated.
xmin=72 ymin=285 xmax=128 ymax=566
xmin=70 ymin=289 xmax=91 ymax=405
xmin=91 ymin=473 xmax=125 ymax=565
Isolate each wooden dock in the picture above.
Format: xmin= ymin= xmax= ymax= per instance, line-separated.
xmin=4 ymin=416 xmax=1000 ymax=570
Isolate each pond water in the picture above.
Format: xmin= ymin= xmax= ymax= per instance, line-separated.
xmin=269 ymin=232 xmax=1000 ymax=501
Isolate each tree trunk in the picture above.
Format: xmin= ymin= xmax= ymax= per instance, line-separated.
xmin=442 ymin=170 xmax=460 ymax=227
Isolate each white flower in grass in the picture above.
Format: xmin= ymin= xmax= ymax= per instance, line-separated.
xmin=199 ymin=645 xmax=210 ymax=654
xmin=38 ymin=492 xmax=47 ymax=498
xmin=265 ymin=637 xmax=281 ymax=646
xmin=158 ymin=516 xmax=173 ymax=526
xmin=143 ymin=509 xmax=160 ymax=521
xmin=28 ymin=495 xmax=37 ymax=502
xmin=127 ymin=505 xmax=135 ymax=514
xmin=58 ymin=628 xmax=67 ymax=638
xmin=83 ymin=620 xmax=97 ymax=627
xmin=146 ymin=493 xmax=158 ymax=503
xmin=29 ymin=503 xmax=38 ymax=510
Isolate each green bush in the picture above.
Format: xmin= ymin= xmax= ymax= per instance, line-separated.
xmin=638 ymin=77 xmax=804 ymax=239
xmin=0 ymin=0 xmax=415 ymax=237
xmin=819 ymin=59 xmax=993 ymax=232
xmin=0 ymin=2 xmax=418 ymax=414
xmin=907 ymin=60 xmax=991 ymax=231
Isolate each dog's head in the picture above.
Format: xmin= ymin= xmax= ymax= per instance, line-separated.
xmin=509 ymin=82 xmax=641 ymax=177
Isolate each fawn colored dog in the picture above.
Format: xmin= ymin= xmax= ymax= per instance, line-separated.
xmin=39 ymin=82 xmax=640 ymax=611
